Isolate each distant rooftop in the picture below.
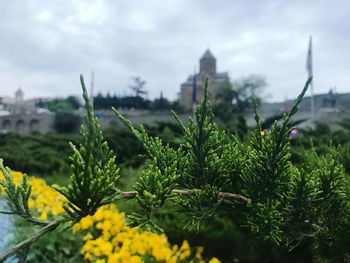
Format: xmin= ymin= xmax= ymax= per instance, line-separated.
xmin=200 ymin=49 xmax=215 ymax=60
xmin=182 ymin=72 xmax=228 ymax=86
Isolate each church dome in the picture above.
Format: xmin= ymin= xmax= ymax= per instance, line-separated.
xmin=200 ymin=49 xmax=216 ymax=60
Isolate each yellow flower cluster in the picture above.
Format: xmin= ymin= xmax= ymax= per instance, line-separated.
xmin=74 ymin=204 xmax=218 ymax=263
xmin=27 ymin=177 xmax=66 ymax=220
xmin=0 ymin=171 xmax=221 ymax=263
xmin=0 ymin=171 xmax=66 ymax=220
xmin=0 ymin=170 xmax=23 ymax=186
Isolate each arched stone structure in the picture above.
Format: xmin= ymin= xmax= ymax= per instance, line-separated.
xmin=0 ymin=113 xmax=55 ymax=134
xmin=29 ymin=119 xmax=39 ymax=132
xmin=15 ymin=119 xmax=25 ymax=133
xmin=2 ymin=119 xmax=12 ymax=132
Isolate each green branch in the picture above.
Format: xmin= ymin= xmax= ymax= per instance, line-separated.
xmin=117 ymin=189 xmax=251 ymax=205
xmin=0 ymin=221 xmax=61 ymax=262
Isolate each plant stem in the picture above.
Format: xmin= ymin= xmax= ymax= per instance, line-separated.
xmin=118 ymin=189 xmax=251 ymax=205
xmin=0 ymin=221 xmax=60 ymax=262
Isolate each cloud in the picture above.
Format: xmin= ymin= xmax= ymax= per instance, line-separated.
xmin=0 ymin=0 xmax=349 ymax=102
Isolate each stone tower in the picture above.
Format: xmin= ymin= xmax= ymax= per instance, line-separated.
xmin=199 ymin=49 xmax=216 ymax=77
xmin=180 ymin=49 xmax=229 ymax=111
xmin=15 ymin=87 xmax=24 ymax=103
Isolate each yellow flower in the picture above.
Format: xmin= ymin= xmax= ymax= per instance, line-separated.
xmin=180 ymin=240 xmax=190 ymax=251
xmin=84 ymin=252 xmax=92 ymax=261
xmin=96 ymin=220 xmax=112 ymax=232
xmin=130 ymin=255 xmax=142 ymax=263
xmin=152 ymin=246 xmax=169 ymax=261
xmin=100 ymin=241 xmax=113 ymax=256
xmin=80 ymin=216 xmax=94 ymax=230
xmin=2 ymin=171 xmax=214 ymax=263
xmin=83 ymin=233 xmax=93 ymax=241
xmin=121 ymin=250 xmax=131 ymax=262
xmin=107 ymin=253 xmax=119 ymax=263
xmin=39 ymin=211 xmax=48 ymax=220
xmin=196 ymin=246 xmax=204 ymax=259
xmin=179 ymin=249 xmax=191 ymax=260
xmin=209 ymin=257 xmax=221 ymax=263
xmin=52 ymin=203 xmax=64 ymax=215
xmin=166 ymin=257 xmax=177 ymax=263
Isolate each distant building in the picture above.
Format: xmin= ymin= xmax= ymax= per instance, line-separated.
xmin=180 ymin=49 xmax=230 ymax=111
xmin=0 ymin=88 xmax=54 ymax=134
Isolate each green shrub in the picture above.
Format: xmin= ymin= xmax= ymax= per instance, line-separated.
xmin=2 ymin=76 xmax=350 ymax=262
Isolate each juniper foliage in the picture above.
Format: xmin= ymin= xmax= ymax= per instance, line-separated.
xmin=1 ymin=75 xmax=350 ymax=262
xmin=114 ymin=77 xmax=350 ymax=261
xmin=0 ymin=160 xmax=48 ymax=226
xmin=0 ymin=75 xmax=120 ymax=262
xmin=53 ymin=75 xmax=120 ymax=220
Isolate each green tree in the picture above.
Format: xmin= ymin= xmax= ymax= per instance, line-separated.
xmin=129 ymin=76 xmax=147 ymax=98
xmin=151 ymin=92 xmax=171 ymax=111
xmin=45 ymin=96 xmax=81 ymax=112
xmin=213 ymin=74 xmax=266 ymax=124
xmin=54 ymin=112 xmax=81 ymax=133
xmin=232 ymin=74 xmax=266 ymax=109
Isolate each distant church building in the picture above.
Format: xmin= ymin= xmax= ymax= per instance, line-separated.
xmin=0 ymin=88 xmax=54 ymax=134
xmin=180 ymin=49 xmax=230 ymax=111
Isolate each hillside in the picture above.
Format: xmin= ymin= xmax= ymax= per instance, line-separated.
xmin=246 ymin=92 xmax=350 ymax=130
xmin=260 ymin=92 xmax=350 ymax=115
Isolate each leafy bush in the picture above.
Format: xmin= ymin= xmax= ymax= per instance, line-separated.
xmin=0 ymin=133 xmax=77 ymax=175
xmin=0 ymin=122 xmax=183 ymax=176
xmin=54 ymin=112 xmax=82 ymax=133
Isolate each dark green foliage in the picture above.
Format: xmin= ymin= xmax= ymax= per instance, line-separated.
xmin=213 ymin=75 xmax=266 ymax=123
xmin=54 ymin=111 xmax=81 ymax=133
xmin=291 ymin=119 xmax=350 ymax=174
xmin=261 ymin=113 xmax=308 ymax=131
xmin=93 ymin=92 xmax=183 ymax=112
xmin=43 ymin=96 xmax=81 ymax=112
xmin=0 ymin=121 xmax=183 ymax=177
xmin=94 ymin=93 xmax=151 ymax=110
xmin=0 ymin=133 xmax=77 ymax=175
xmin=150 ymin=93 xmax=171 ymax=111
xmin=338 ymin=117 xmax=350 ymax=132
xmin=103 ymin=128 xmax=145 ymax=167
xmin=240 ymin=82 xmax=309 ymax=243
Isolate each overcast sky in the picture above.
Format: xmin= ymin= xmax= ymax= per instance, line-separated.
xmin=0 ymin=0 xmax=349 ymax=102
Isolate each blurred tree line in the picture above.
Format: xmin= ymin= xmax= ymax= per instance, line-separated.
xmin=93 ymin=93 xmax=183 ymax=112
xmin=38 ymin=94 xmax=184 ymax=135
xmin=93 ymin=76 xmax=183 ymax=112
xmin=0 ymin=121 xmax=184 ymax=176
xmin=213 ymin=74 xmax=266 ymax=123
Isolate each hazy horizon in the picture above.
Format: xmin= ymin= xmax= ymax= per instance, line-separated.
xmin=0 ymin=0 xmax=349 ymax=102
